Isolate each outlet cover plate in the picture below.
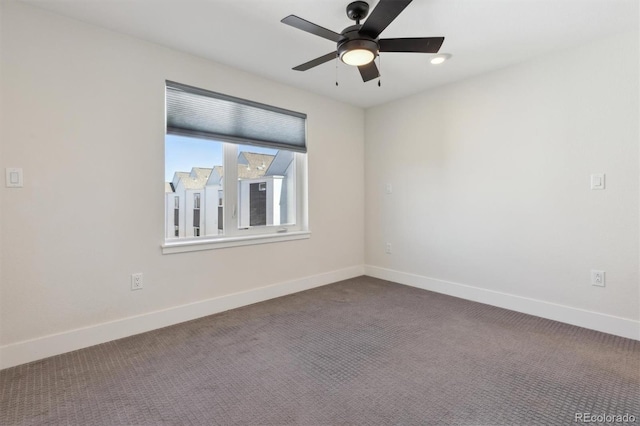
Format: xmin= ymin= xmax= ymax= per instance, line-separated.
xmin=591 ymin=270 xmax=605 ymax=287
xmin=131 ymin=273 xmax=143 ymax=290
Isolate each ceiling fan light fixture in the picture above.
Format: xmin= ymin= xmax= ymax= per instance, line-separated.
xmin=341 ymin=48 xmax=375 ymax=66
xmin=338 ymin=39 xmax=378 ymax=66
xmin=430 ymin=53 xmax=452 ymax=65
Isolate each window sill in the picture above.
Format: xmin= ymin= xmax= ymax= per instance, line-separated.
xmin=161 ymin=230 xmax=311 ymax=254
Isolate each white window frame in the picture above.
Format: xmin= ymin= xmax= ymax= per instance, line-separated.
xmin=162 ymin=143 xmax=309 ymax=254
xmin=163 ymin=81 xmax=310 ymax=254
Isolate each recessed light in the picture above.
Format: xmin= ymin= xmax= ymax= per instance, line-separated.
xmin=430 ymin=53 xmax=452 ymax=65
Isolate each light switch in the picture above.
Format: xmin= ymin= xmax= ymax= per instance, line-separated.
xmin=385 ymin=183 xmax=393 ymax=194
xmin=6 ymin=168 xmax=23 ymax=188
xmin=590 ymin=173 xmax=605 ymax=190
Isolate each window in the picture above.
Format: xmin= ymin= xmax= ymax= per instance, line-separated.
xmin=193 ymin=193 xmax=201 ymax=237
xmin=217 ymin=190 xmax=223 ymax=231
xmin=173 ymin=196 xmax=179 ymax=237
xmin=163 ymin=81 xmax=309 ymax=253
xmin=165 ymin=139 xmax=223 ymax=239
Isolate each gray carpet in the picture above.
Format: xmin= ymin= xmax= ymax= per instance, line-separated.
xmin=1 ymin=276 xmax=638 ymax=425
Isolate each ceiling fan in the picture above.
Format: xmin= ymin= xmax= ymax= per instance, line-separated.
xmin=281 ymin=0 xmax=445 ymax=82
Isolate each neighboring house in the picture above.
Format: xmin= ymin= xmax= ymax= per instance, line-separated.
xmin=165 ymin=167 xmax=212 ymax=238
xmin=165 ymin=151 xmax=295 ymax=238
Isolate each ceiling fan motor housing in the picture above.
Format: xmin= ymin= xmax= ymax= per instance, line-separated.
xmin=337 ymin=25 xmax=379 ymax=65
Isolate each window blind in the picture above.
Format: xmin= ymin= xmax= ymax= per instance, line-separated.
xmin=166 ymin=81 xmax=307 ymax=153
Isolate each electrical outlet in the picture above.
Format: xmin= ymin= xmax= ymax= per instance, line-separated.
xmin=591 ymin=270 xmax=605 ymax=287
xmin=131 ymin=273 xmax=143 ymax=290
xmin=385 ymin=243 xmax=392 ymax=254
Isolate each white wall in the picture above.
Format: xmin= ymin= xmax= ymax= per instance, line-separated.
xmin=1 ymin=2 xmax=637 ymax=369
xmin=0 ymin=0 xmax=4 ymax=369
xmin=0 ymin=2 xmax=365 ymax=367
xmin=365 ymin=31 xmax=639 ymax=337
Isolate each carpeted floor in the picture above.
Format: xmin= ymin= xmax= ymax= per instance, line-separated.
xmin=1 ymin=276 xmax=639 ymax=425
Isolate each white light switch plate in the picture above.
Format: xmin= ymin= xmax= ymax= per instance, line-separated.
xmin=590 ymin=173 xmax=605 ymax=190
xmin=5 ymin=168 xmax=23 ymax=188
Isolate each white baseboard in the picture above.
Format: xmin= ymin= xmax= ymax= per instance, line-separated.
xmin=0 ymin=265 xmax=364 ymax=370
xmin=365 ymin=265 xmax=640 ymax=341
xmin=3 ymin=264 xmax=635 ymax=370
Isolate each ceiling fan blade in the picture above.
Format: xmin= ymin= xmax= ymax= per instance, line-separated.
xmin=292 ymin=52 xmax=338 ymax=71
xmin=359 ymin=0 xmax=412 ymax=39
xmin=379 ymin=37 xmax=444 ymax=53
xmin=358 ymin=61 xmax=380 ymax=82
xmin=281 ymin=15 xmax=342 ymax=42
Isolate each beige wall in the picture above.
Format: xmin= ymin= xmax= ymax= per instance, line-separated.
xmin=365 ymin=31 xmax=639 ymax=322
xmin=1 ymin=1 xmax=638 ymax=368
xmin=0 ymin=2 xmax=365 ymax=349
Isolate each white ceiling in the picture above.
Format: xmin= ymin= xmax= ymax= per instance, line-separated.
xmin=20 ymin=0 xmax=639 ymax=108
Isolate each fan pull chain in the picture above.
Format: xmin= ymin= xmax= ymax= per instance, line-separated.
xmin=335 ymin=56 xmax=339 ymax=86
xmin=378 ymin=55 xmax=382 ymax=87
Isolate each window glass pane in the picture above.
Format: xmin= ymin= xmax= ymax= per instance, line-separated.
xmin=237 ymin=144 xmax=296 ymax=229
xmin=165 ymin=135 xmax=224 ymax=238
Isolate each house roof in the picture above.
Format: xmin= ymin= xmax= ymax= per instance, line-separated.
xmin=265 ymin=151 xmax=294 ymax=176
xmin=208 ymin=152 xmax=276 ymax=182
xmin=185 ymin=167 xmax=212 ymax=189
xmin=238 ymin=152 xmax=275 ymax=179
xmin=170 ymin=168 xmax=213 ymax=191
xmin=171 ymin=172 xmax=190 ymax=191
xmin=167 ymin=153 xmax=276 ymax=190
xmin=206 ymin=165 xmax=224 ymax=186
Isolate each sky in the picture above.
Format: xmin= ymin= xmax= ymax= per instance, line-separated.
xmin=165 ymin=134 xmax=277 ymax=181
xmin=165 ymin=135 xmax=222 ymax=181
